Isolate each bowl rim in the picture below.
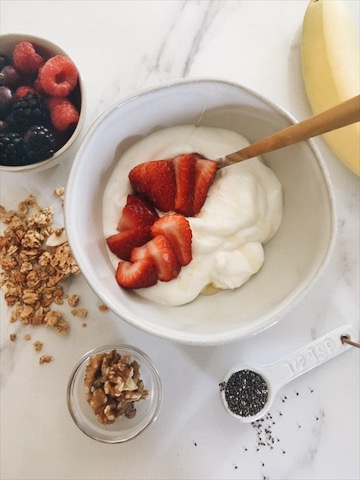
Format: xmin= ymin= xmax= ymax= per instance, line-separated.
xmin=65 ymin=77 xmax=337 ymax=346
xmin=0 ymin=32 xmax=86 ymax=173
xmin=66 ymin=344 xmax=162 ymax=443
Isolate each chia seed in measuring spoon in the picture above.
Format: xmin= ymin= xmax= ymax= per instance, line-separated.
xmin=222 ymin=369 xmax=269 ymax=417
xmin=220 ymin=325 xmax=357 ymax=423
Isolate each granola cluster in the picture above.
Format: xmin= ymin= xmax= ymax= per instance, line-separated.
xmin=0 ymin=193 xmax=80 ymax=335
xmin=84 ymin=350 xmax=149 ymax=425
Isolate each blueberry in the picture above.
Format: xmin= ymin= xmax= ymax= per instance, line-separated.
xmin=0 ymin=86 xmax=13 ymax=116
xmin=0 ymin=55 xmax=9 ymax=71
xmin=1 ymin=65 xmax=20 ymax=88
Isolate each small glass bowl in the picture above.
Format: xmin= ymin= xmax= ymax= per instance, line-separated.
xmin=66 ymin=345 xmax=162 ymax=443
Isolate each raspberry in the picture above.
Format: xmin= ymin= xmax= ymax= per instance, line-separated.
xmin=33 ymin=67 xmax=46 ymax=97
xmin=40 ymin=55 xmax=78 ymax=97
xmin=47 ymin=97 xmax=79 ymax=131
xmin=15 ymin=85 xmax=37 ymax=98
xmin=13 ymin=41 xmax=44 ymax=74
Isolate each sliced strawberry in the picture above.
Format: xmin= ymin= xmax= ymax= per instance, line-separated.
xmin=115 ymin=258 xmax=158 ymax=289
xmin=117 ymin=194 xmax=159 ymax=232
xmin=131 ymin=235 xmax=181 ymax=282
xmin=150 ymin=214 xmax=192 ymax=266
xmin=106 ymin=225 xmax=151 ymax=261
xmin=173 ymin=153 xmax=197 ymax=217
xmin=129 ymin=160 xmax=176 ymax=212
xmin=192 ymin=158 xmax=218 ymax=215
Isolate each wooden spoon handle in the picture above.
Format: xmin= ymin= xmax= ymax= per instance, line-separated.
xmin=218 ymin=95 xmax=360 ymax=168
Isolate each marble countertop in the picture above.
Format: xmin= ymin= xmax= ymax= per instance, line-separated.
xmin=1 ymin=1 xmax=359 ymax=479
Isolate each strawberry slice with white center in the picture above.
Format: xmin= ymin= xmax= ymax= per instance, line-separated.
xmin=131 ymin=234 xmax=181 ymax=282
xmin=129 ymin=160 xmax=176 ymax=212
xmin=173 ymin=153 xmax=196 ymax=217
xmin=106 ymin=225 xmax=152 ymax=261
xmin=192 ymin=158 xmax=218 ymax=215
xmin=115 ymin=258 xmax=158 ymax=289
xmin=117 ymin=194 xmax=159 ymax=232
xmin=150 ymin=214 xmax=192 ymax=266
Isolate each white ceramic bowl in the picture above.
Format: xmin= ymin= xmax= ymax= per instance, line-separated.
xmin=0 ymin=33 xmax=85 ymax=172
xmin=65 ymin=79 xmax=336 ymax=346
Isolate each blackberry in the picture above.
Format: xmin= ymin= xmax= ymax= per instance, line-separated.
xmin=0 ymin=132 xmax=28 ymax=166
xmin=23 ymin=125 xmax=55 ymax=163
xmin=8 ymin=92 xmax=50 ymax=132
xmin=0 ymin=120 xmax=9 ymax=132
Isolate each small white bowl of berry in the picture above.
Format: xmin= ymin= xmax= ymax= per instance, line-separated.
xmin=0 ymin=33 xmax=85 ymax=171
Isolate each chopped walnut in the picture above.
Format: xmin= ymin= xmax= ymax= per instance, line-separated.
xmin=0 ymin=195 xmax=80 ymax=334
xmin=84 ymin=350 xmax=149 ymax=425
xmin=39 ymin=355 xmax=53 ymax=364
xmin=33 ymin=340 xmax=43 ymax=351
xmin=17 ymin=201 xmax=29 ymax=218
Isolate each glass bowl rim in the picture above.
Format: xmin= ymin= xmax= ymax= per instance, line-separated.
xmin=66 ymin=344 xmax=162 ymax=443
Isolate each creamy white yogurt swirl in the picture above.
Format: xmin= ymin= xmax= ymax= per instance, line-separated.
xmin=103 ymin=125 xmax=283 ymax=306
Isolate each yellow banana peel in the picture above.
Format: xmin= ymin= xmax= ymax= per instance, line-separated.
xmin=301 ymin=0 xmax=360 ymax=176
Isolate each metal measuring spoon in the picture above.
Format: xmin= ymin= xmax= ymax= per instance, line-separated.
xmin=220 ymin=324 xmax=357 ymax=423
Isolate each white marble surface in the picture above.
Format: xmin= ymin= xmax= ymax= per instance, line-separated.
xmin=1 ymin=1 xmax=359 ymax=479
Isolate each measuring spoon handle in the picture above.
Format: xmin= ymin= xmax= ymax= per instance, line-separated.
xmin=263 ymin=324 xmax=357 ymax=391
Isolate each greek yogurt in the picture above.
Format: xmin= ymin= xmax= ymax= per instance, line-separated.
xmin=103 ymin=125 xmax=283 ymax=306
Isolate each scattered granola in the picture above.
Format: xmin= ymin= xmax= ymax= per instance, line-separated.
xmin=9 ymin=333 xmax=16 ymax=341
xmin=98 ymin=304 xmax=108 ymax=312
xmin=45 ymin=229 xmax=68 ymax=247
xmin=39 ymin=354 xmax=53 ymax=364
xmin=0 ymin=194 xmax=80 ymax=335
xmin=67 ymin=294 xmax=79 ymax=307
xmin=33 ymin=340 xmax=43 ymax=352
xmin=54 ymin=186 xmax=65 ymax=199
xmin=84 ymin=350 xmax=149 ymax=425
xmin=24 ymin=333 xmax=32 ymax=340
xmin=71 ymin=308 xmax=87 ymax=318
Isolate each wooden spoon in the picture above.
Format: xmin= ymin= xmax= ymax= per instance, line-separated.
xmin=216 ymin=95 xmax=360 ymax=169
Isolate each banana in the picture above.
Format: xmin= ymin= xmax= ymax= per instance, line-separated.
xmin=301 ymin=0 xmax=360 ymax=176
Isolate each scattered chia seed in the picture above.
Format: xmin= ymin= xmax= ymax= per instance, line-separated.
xmin=219 ymin=381 xmax=226 ymax=391
xmin=223 ymin=369 xmax=269 ymax=417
